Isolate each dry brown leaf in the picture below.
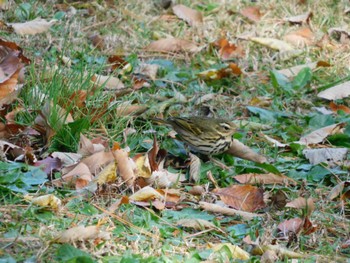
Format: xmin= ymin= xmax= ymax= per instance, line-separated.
xmin=56 ymin=225 xmax=110 ymax=243
xmin=129 ymin=186 xmax=164 ymax=201
xmin=81 ymin=151 xmax=114 ymax=174
xmin=78 ymin=134 xmax=105 ymax=157
xmin=51 ymin=152 xmax=82 ymax=166
xmin=284 ymin=27 xmax=315 ymax=47
xmin=240 ymin=6 xmax=262 ymax=22
xmin=88 ymin=33 xmax=105 ymax=50
xmin=134 ymin=63 xmax=159 ymax=80
xmin=115 ymin=101 xmax=148 ymax=117
xmin=145 ymin=169 xmax=183 ymax=188
xmin=145 ymin=38 xmax=200 ymax=53
xmin=250 ymin=37 xmax=294 ymax=51
xmin=156 ymin=188 xmax=181 ymax=203
xmin=226 ymin=139 xmax=267 ymax=163
xmin=95 ymin=161 xmax=117 ymax=184
xmin=134 ymin=154 xmax=152 ymax=179
xmin=214 ymin=185 xmax=266 ymax=212
xmin=214 ymin=38 xmax=245 ymax=60
xmin=210 ymin=243 xmax=250 ymax=260
xmin=286 ymin=197 xmax=315 ymax=215
xmin=297 ymin=123 xmax=346 ymax=145
xmin=189 ymin=153 xmax=201 ymax=182
xmin=234 ymin=173 xmax=296 ymax=186
xmin=199 ymin=201 xmax=262 ymax=220
xmin=285 ymin=11 xmax=312 ymax=24
xmin=177 ymin=218 xmax=217 ymax=230
xmin=328 ymin=181 xmax=350 ymax=200
xmin=0 ymin=67 xmax=21 ymax=107
xmin=114 ymin=149 xmax=136 ymax=186
xmin=11 ymin=18 xmax=57 ymax=35
xmin=24 ymin=194 xmax=61 ymax=209
xmin=91 ymin=73 xmax=125 ymax=90
xmin=277 ymin=217 xmax=303 ymax=235
xmin=303 ymin=148 xmax=348 ymax=165
xmin=329 ymin=101 xmax=350 ymax=114
xmin=262 ymin=134 xmax=288 ymax=147
xmin=318 ymin=81 xmax=350 ymax=100
xmin=172 ymin=4 xmax=203 ymax=26
xmin=57 ymin=162 xmax=93 ymax=187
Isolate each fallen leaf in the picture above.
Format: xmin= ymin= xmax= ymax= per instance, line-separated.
xmin=114 ymin=101 xmax=148 ymax=117
xmin=297 ymin=123 xmax=346 ymax=145
xmin=172 ymin=4 xmax=203 ymax=26
xmin=199 ymin=201 xmax=262 ymax=220
xmin=277 ymin=217 xmax=303 ymax=235
xmin=10 ymin=18 xmax=57 ymax=35
xmin=329 ymin=101 xmax=350 ymax=114
xmin=108 ymin=55 xmax=128 ymax=71
xmin=57 ymin=162 xmax=93 ymax=188
xmin=286 ymin=197 xmax=315 ymax=215
xmin=234 ymin=173 xmax=296 ymax=185
xmin=214 ymin=185 xmax=266 ymax=212
xmin=284 ymin=27 xmax=315 ymax=47
xmin=51 ymin=152 xmax=82 ymax=166
xmin=24 ymin=194 xmax=61 ymax=209
xmin=262 ymin=134 xmax=288 ymax=147
xmin=81 ymin=151 xmax=114 ymax=173
xmin=318 ymin=81 xmax=350 ymax=100
xmin=211 ymin=243 xmax=250 ymax=260
xmin=56 ymin=225 xmax=110 ymax=243
xmin=91 ymin=73 xmax=125 ymax=90
xmin=285 ymin=11 xmax=312 ymax=24
xmin=145 ymin=38 xmax=201 ymax=53
xmin=114 ymin=149 xmax=136 ymax=186
xmin=78 ymin=134 xmax=105 ymax=157
xmin=34 ymin=157 xmax=62 ymax=175
xmin=240 ymin=6 xmax=262 ymax=22
xmin=303 ymin=148 xmax=348 ymax=165
xmin=95 ymin=161 xmax=117 ymax=184
xmin=129 ymin=186 xmax=164 ymax=201
xmin=328 ymin=181 xmax=350 ymax=200
xmin=214 ymin=38 xmax=245 ymax=60
xmin=177 ymin=218 xmax=217 ymax=230
xmin=250 ymin=37 xmax=294 ymax=51
xmin=88 ymin=33 xmax=105 ymax=49
xmin=134 ymin=63 xmax=159 ymax=80
xmin=226 ymin=139 xmax=267 ymax=163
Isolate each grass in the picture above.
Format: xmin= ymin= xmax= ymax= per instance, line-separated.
xmin=1 ymin=0 xmax=350 ymax=262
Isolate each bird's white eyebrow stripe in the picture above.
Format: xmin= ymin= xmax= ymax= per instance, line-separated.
xmin=220 ymin=123 xmax=231 ymax=129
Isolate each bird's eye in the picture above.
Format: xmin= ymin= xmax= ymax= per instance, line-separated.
xmin=220 ymin=123 xmax=231 ymax=131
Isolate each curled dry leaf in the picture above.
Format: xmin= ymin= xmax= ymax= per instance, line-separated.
xmin=329 ymin=101 xmax=350 ymax=114
xmin=145 ymin=38 xmax=201 ymax=53
xmin=114 ymin=149 xmax=136 ymax=186
xmin=226 ymin=139 xmax=267 ymax=163
xmin=328 ymin=181 xmax=350 ymax=200
xmin=56 ymin=225 xmax=110 ymax=243
xmin=234 ymin=173 xmax=296 ymax=186
xmin=81 ymin=151 xmax=114 ymax=174
xmin=240 ymin=6 xmax=262 ymax=23
xmin=146 ymin=169 xmax=183 ymax=188
xmin=286 ymin=197 xmax=315 ymax=216
xmin=199 ymin=201 xmax=262 ymax=220
xmin=250 ymin=37 xmax=294 ymax=51
xmin=91 ymin=73 xmax=125 ymax=90
xmin=177 ymin=218 xmax=218 ymax=230
xmin=114 ymin=101 xmax=148 ymax=117
xmin=297 ymin=123 xmax=346 ymax=145
xmin=277 ymin=217 xmax=303 ymax=236
xmin=285 ymin=11 xmax=312 ymax=24
xmin=189 ymin=153 xmax=201 ymax=182
xmin=214 ymin=185 xmax=266 ymax=212
xmin=303 ymin=148 xmax=348 ymax=165
xmin=78 ymin=134 xmax=105 ymax=157
xmin=95 ymin=161 xmax=117 ymax=184
xmin=262 ymin=134 xmax=288 ymax=148
xmin=317 ymin=80 xmax=350 ymax=100
xmin=210 ymin=243 xmax=250 ymax=260
xmin=0 ymin=67 xmax=22 ymax=106
xmin=172 ymin=4 xmax=203 ymax=26
xmin=129 ymin=186 xmax=164 ymax=201
xmin=214 ymin=38 xmax=245 ymax=60
xmin=284 ymin=27 xmax=315 ymax=48
xmin=134 ymin=154 xmax=152 ymax=178
xmin=56 ymin=162 xmax=93 ymax=188
xmin=51 ymin=152 xmax=82 ymax=166
xmin=24 ymin=194 xmax=61 ymax=209
xmin=251 ymin=244 xmax=305 ymax=258
xmin=10 ymin=18 xmax=57 ymax=35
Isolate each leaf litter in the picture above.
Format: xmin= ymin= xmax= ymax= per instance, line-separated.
xmin=0 ymin=0 xmax=350 ymax=262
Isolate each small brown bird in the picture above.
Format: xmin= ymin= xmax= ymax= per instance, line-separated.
xmin=157 ymin=116 xmax=236 ymax=155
